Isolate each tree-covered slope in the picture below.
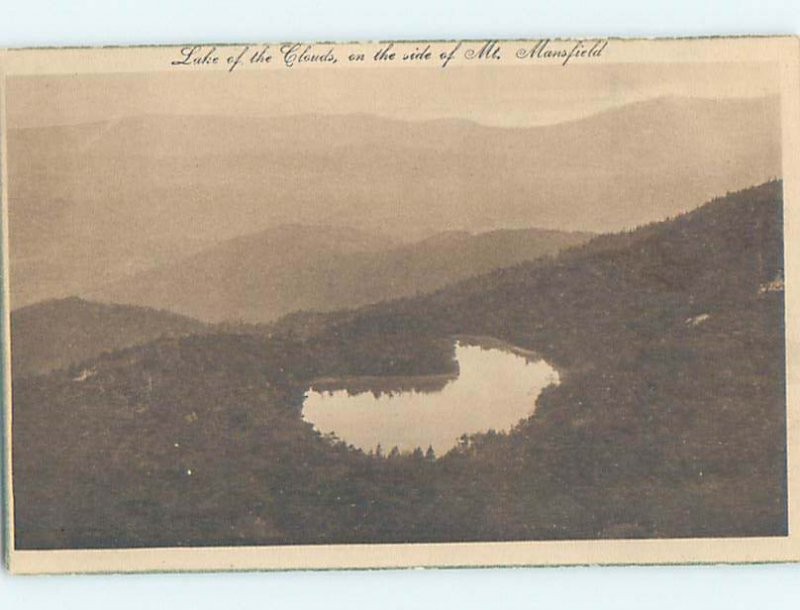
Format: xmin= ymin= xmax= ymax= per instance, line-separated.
xmin=11 ymin=297 xmax=208 ymax=377
xmin=89 ymin=226 xmax=591 ymax=323
xmin=12 ymin=181 xmax=786 ymax=548
xmin=10 ymin=97 xmax=779 ymax=307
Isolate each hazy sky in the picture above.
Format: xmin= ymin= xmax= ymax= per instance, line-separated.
xmin=7 ymin=61 xmax=780 ymax=129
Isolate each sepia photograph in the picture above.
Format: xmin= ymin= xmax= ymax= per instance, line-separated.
xmin=1 ymin=36 xmax=799 ymax=573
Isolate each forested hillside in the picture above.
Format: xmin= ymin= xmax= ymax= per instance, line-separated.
xmin=89 ymin=226 xmax=590 ymax=323
xmin=11 ymin=297 xmax=208 ymax=377
xmin=12 ymin=182 xmax=786 ymax=548
xmin=9 ymin=96 xmax=780 ymax=307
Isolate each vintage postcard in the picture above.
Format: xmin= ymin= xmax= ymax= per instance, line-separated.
xmin=1 ymin=36 xmax=799 ymax=574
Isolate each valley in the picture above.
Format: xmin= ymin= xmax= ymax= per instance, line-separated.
xmin=11 ymin=181 xmax=787 ymax=548
xmin=8 ymin=96 xmax=780 ymax=307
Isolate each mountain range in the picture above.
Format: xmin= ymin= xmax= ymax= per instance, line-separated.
xmin=12 ymin=181 xmax=786 ymax=548
xmin=8 ymin=95 xmax=780 ymax=307
xmin=87 ymin=225 xmax=591 ymax=323
xmin=12 ymin=225 xmax=589 ymax=373
xmin=10 ymin=298 xmax=208 ymax=377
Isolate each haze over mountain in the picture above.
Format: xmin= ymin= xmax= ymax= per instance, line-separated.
xmin=12 ymin=181 xmax=785 ymax=549
xmin=88 ymin=225 xmax=591 ymax=323
xmin=8 ymin=95 xmax=780 ymax=307
xmin=11 ymin=297 xmax=208 ymax=377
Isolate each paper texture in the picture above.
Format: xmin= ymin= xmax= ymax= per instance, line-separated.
xmin=1 ymin=36 xmax=799 ymax=573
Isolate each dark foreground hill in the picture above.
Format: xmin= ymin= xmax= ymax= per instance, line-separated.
xmin=12 ymin=181 xmax=786 ymax=548
xmin=11 ymin=298 xmax=208 ymax=377
xmin=89 ymin=226 xmax=591 ymax=323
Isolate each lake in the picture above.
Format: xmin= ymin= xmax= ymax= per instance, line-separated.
xmin=302 ymin=340 xmax=559 ymax=455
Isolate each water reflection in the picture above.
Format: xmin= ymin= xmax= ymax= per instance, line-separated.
xmin=302 ymin=341 xmax=559 ymax=455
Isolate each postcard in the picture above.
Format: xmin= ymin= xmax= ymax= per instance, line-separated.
xmin=1 ymin=36 xmax=799 ymax=573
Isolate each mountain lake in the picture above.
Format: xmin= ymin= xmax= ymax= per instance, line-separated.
xmin=302 ymin=339 xmax=560 ymax=455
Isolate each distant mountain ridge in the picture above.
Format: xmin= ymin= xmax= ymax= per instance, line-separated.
xmin=12 ymin=225 xmax=590 ymax=375
xmin=11 ymin=297 xmax=208 ymax=377
xmin=87 ymin=225 xmax=593 ymax=323
xmin=8 ymin=95 xmax=780 ymax=306
xmin=11 ymin=181 xmax=786 ymax=549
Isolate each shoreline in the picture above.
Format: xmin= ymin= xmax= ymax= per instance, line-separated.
xmin=306 ymin=335 xmax=557 ymax=395
xmin=452 ymin=334 xmax=546 ymax=361
xmin=308 ymin=371 xmax=459 ymax=394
